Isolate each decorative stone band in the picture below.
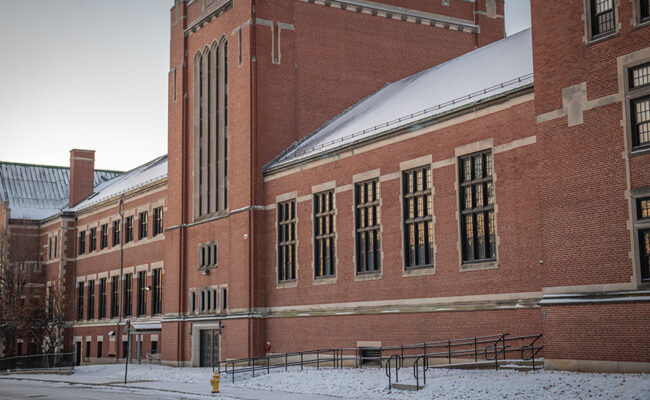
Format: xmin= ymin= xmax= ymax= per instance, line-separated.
xmin=298 ymin=0 xmax=478 ymax=33
xmin=185 ymin=0 xmax=234 ymax=37
xmin=540 ymin=290 xmax=650 ymax=306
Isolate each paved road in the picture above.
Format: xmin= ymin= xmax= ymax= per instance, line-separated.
xmin=0 ymin=379 xmax=207 ymax=400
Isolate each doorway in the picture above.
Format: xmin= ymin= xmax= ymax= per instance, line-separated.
xmin=199 ymin=329 xmax=219 ymax=368
xmin=75 ymin=342 xmax=82 ymax=366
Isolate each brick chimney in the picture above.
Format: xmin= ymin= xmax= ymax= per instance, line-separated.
xmin=69 ymin=149 xmax=95 ymax=207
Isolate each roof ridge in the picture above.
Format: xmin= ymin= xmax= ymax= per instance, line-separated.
xmin=0 ymin=160 xmax=123 ymax=174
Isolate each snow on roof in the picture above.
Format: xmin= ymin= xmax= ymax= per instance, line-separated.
xmin=265 ymin=28 xmax=533 ymax=172
xmin=0 ymin=162 xmax=120 ymax=220
xmin=67 ymin=155 xmax=167 ymax=212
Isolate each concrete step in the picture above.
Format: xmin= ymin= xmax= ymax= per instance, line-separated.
xmin=391 ymin=383 xmax=424 ymax=391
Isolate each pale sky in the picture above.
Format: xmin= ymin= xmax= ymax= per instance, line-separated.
xmin=0 ymin=0 xmax=530 ymax=171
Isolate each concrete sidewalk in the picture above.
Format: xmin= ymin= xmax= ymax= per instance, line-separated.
xmin=0 ymin=375 xmax=363 ymax=400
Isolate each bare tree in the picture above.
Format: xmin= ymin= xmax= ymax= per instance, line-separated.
xmin=0 ymin=231 xmax=27 ymax=357
xmin=23 ymin=282 xmax=69 ymax=354
xmin=0 ymin=229 xmax=69 ymax=357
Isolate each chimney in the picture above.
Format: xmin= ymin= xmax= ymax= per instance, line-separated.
xmin=69 ymin=149 xmax=95 ymax=207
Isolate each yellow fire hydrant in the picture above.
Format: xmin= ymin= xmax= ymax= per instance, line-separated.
xmin=210 ymin=370 xmax=221 ymax=393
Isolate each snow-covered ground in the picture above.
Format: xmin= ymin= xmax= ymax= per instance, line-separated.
xmin=2 ymin=363 xmax=649 ymax=400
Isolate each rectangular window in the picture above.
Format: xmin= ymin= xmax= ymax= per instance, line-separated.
xmin=403 ymin=166 xmax=434 ymax=269
xmin=590 ymin=0 xmax=615 ymax=37
xmin=355 ymin=179 xmax=381 ymax=274
xmin=138 ymin=271 xmax=147 ymax=316
xmin=113 ymin=221 xmax=121 ymax=246
xmin=48 ymin=237 xmax=52 ymax=260
xmin=97 ymin=341 xmax=102 ymax=358
xmin=152 ymin=269 xmax=162 ymax=315
xmin=139 ymin=212 xmax=148 ymax=240
xmin=86 ymin=341 xmax=91 ymax=358
xmin=459 ymin=151 xmax=496 ymax=263
xmin=314 ymin=191 xmax=336 ymax=278
xmin=110 ymin=275 xmax=119 ymax=318
xmin=640 ymin=229 xmax=650 ymax=282
xmin=190 ymin=291 xmax=196 ymax=313
xmin=101 ymin=224 xmax=108 ymax=249
xmin=153 ymin=207 xmax=164 ymax=236
xmin=639 ymin=0 xmax=649 ymax=22
xmin=151 ymin=341 xmax=158 ymax=354
xmin=77 ymin=282 xmax=84 ymax=321
xmin=125 ymin=216 xmax=134 ymax=243
xmin=277 ymin=200 xmax=297 ymax=282
xmin=629 ymin=63 xmax=650 ymax=150
xmin=87 ymin=281 xmax=95 ymax=319
xmin=124 ymin=273 xmax=132 ymax=317
xmin=54 ymin=235 xmax=57 ymax=258
xmin=89 ymin=228 xmax=97 ymax=252
xmin=99 ymin=278 xmax=107 ymax=319
xmin=639 ymin=198 xmax=650 ymax=219
xmin=220 ymin=287 xmax=228 ymax=311
xmin=199 ymin=243 xmax=218 ymax=268
xmin=79 ymin=231 xmax=86 ymax=255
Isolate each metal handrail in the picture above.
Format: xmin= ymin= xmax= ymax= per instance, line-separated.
xmin=217 ymin=333 xmax=544 ymax=383
xmin=385 ymin=354 xmax=401 ymax=389
xmin=413 ymin=355 xmax=429 ymax=390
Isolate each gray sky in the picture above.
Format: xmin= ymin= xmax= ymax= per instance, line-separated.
xmin=0 ymin=0 xmax=530 ymax=171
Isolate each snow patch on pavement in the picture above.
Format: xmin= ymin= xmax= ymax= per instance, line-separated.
xmin=6 ymin=363 xmax=649 ymax=400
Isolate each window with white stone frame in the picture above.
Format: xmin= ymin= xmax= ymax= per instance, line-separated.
xmin=355 ymin=179 xmax=381 ymax=274
xmin=277 ymin=200 xmax=297 ymax=282
xmin=198 ymin=242 xmax=218 ymax=269
xmin=459 ymin=150 xmax=496 ymax=264
xmin=636 ymin=196 xmax=650 ymax=282
xmin=636 ymin=0 xmax=650 ymax=24
xmin=628 ymin=62 xmax=650 ymax=150
xmin=194 ymin=38 xmax=228 ymax=219
xmin=314 ymin=190 xmax=336 ymax=278
xmin=403 ymin=166 xmax=434 ymax=269
xmin=586 ymin=0 xmax=616 ymax=41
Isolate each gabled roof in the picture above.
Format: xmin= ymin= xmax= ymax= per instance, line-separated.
xmin=0 ymin=162 xmax=120 ymax=220
xmin=265 ymin=28 xmax=534 ymax=172
xmin=66 ymin=155 xmax=167 ymax=212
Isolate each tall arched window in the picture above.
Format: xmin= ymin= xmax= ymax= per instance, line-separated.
xmin=194 ymin=38 xmax=228 ymax=219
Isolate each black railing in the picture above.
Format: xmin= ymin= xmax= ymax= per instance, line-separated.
xmin=217 ymin=333 xmax=543 ymax=384
xmin=413 ymin=355 xmax=429 ymax=391
xmin=0 ymin=352 xmax=75 ymax=372
xmin=385 ymin=354 xmax=400 ymax=389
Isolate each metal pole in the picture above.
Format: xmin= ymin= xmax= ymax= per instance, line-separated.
xmin=124 ymin=321 xmax=131 ymax=385
xmin=137 ymin=334 xmax=142 ymax=364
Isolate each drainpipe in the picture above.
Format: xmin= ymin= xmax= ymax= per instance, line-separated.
xmin=178 ymin=7 xmax=189 ymax=365
xmin=248 ymin=0 xmax=258 ymax=358
xmin=71 ymin=214 xmax=78 ymax=355
xmin=116 ymin=196 xmax=125 ymax=360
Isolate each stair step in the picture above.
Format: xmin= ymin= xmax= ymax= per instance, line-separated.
xmin=429 ymin=361 xmax=495 ymax=370
xmin=391 ymin=383 xmax=424 ymax=391
xmin=499 ymin=365 xmax=541 ymax=371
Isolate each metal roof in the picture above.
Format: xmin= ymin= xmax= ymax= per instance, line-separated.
xmin=265 ymin=28 xmax=533 ymax=172
xmin=0 ymin=162 xmax=120 ymax=221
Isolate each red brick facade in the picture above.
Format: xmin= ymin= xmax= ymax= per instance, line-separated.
xmin=1 ymin=0 xmax=649 ymax=373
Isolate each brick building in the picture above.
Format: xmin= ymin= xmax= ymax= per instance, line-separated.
xmin=0 ymin=0 xmax=648 ymax=372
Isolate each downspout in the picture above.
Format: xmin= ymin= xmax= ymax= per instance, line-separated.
xmin=248 ymin=0 xmax=258 ymax=358
xmin=71 ymin=215 xmax=78 ymax=354
xmin=178 ymin=9 xmax=189 ymax=365
xmin=116 ymin=196 xmax=125 ymax=359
